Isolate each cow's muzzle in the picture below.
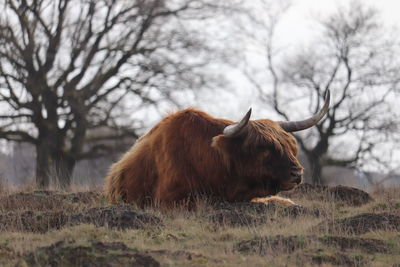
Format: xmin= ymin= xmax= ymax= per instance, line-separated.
xmin=279 ymin=168 xmax=303 ymax=191
xmin=290 ymin=170 xmax=303 ymax=185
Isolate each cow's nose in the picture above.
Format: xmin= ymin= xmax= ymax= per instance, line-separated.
xmin=290 ymin=168 xmax=303 ymax=184
xmin=293 ymin=175 xmax=302 ymax=184
xmin=290 ymin=168 xmax=303 ymax=176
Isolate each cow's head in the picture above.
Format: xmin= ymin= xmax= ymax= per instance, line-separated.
xmin=212 ymin=91 xmax=330 ymax=199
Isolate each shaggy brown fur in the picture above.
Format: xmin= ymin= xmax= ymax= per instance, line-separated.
xmin=105 ymin=108 xmax=303 ymax=208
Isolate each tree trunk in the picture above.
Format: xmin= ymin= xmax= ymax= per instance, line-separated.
xmin=35 ymin=133 xmax=76 ymax=189
xmin=305 ymin=152 xmax=323 ymax=185
xmin=53 ymin=153 xmax=76 ymax=189
xmin=309 ymin=155 xmax=323 ymax=185
xmin=36 ymin=142 xmax=52 ymax=188
xmin=300 ymin=136 xmax=329 ymax=185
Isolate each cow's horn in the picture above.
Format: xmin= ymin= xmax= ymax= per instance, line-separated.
xmin=279 ymin=90 xmax=330 ymax=132
xmin=223 ymin=108 xmax=252 ymax=137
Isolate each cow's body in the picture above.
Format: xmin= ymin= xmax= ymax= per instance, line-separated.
xmin=105 ymin=108 xmax=299 ymax=207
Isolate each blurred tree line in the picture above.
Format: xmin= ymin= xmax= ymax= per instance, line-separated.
xmin=0 ymin=0 xmax=399 ymax=188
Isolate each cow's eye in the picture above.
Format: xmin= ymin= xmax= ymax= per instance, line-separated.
xmin=263 ymin=151 xmax=271 ymax=159
xmin=258 ymin=143 xmax=273 ymax=152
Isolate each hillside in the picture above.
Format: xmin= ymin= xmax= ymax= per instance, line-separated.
xmin=0 ymin=184 xmax=399 ymax=266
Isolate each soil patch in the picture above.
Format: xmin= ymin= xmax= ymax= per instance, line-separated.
xmin=302 ymin=251 xmax=369 ymax=266
xmin=147 ymin=250 xmax=214 ymax=264
xmin=280 ymin=183 xmax=372 ymax=206
xmin=0 ymin=191 xmax=67 ymax=212
xmin=235 ymin=235 xmax=310 ymax=255
xmin=236 ymin=235 xmax=392 ymax=256
xmin=208 ymin=202 xmax=326 ymax=227
xmin=0 ymin=210 xmax=70 ymax=233
xmin=330 ymin=185 xmax=373 ymax=206
xmin=24 ymin=241 xmax=160 ymax=267
xmin=0 ymin=205 xmax=162 ymax=233
xmin=319 ymin=236 xmax=391 ymax=253
xmin=73 ymin=205 xmax=163 ymax=230
xmin=283 ymin=204 xmax=327 ymax=217
xmin=24 ymin=241 xmax=214 ymax=266
xmin=0 ymin=191 xmax=102 ymax=212
xmin=316 ymin=212 xmax=400 ymax=235
xmin=208 ymin=209 xmax=268 ymax=227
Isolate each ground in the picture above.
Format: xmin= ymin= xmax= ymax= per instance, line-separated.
xmin=0 ymin=184 xmax=399 ymax=266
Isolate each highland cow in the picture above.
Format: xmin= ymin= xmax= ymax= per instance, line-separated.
xmin=105 ymin=91 xmax=330 ymax=208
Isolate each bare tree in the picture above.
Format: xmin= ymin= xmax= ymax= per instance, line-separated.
xmin=0 ymin=0 xmax=232 ymax=188
xmin=244 ymin=2 xmax=400 ymax=184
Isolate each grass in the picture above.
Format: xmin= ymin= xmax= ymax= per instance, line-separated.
xmin=0 ymin=184 xmax=399 ymax=266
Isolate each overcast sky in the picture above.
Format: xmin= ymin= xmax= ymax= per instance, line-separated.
xmin=280 ymin=0 xmax=400 ymax=41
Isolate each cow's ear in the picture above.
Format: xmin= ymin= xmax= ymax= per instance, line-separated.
xmin=211 ymin=135 xmax=225 ymax=151
xmin=212 ymin=134 xmax=244 ymax=155
xmin=211 ymin=135 xmax=231 ymax=167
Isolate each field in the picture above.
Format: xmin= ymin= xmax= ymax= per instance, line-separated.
xmin=0 ymin=183 xmax=399 ymax=266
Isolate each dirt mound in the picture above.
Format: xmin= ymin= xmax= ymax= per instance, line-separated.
xmin=208 ymin=209 xmax=268 ymax=227
xmin=236 ymin=235 xmax=392 ymax=256
xmin=208 ymin=202 xmax=273 ymax=227
xmin=0 ymin=190 xmax=102 ymax=212
xmin=329 ymin=185 xmax=373 ymax=206
xmin=319 ymin=236 xmax=391 ymax=253
xmin=24 ymin=241 xmax=214 ymax=266
xmin=302 ymin=251 xmax=368 ymax=266
xmin=212 ymin=201 xmax=325 ymax=217
xmin=316 ymin=212 xmax=400 ymax=235
xmin=0 ymin=210 xmax=70 ymax=233
xmin=282 ymin=204 xmax=327 ymax=217
xmin=0 ymin=205 xmax=162 ymax=233
xmin=0 ymin=191 xmax=67 ymax=212
xmin=236 ymin=235 xmax=309 ymax=255
xmin=281 ymin=183 xmax=373 ymax=206
xmin=208 ymin=201 xmax=327 ymax=227
xmin=73 ymin=205 xmax=163 ymax=230
xmin=24 ymin=241 xmax=160 ymax=267
xmin=148 ymin=250 xmax=213 ymax=264
xmin=65 ymin=191 xmax=103 ymax=204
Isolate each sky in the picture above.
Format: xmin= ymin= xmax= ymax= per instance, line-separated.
xmin=280 ymin=0 xmax=400 ymax=42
